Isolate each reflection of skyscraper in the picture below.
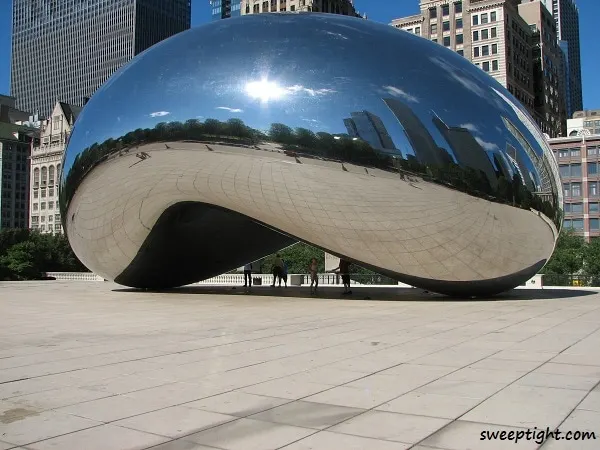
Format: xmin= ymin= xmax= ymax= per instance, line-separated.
xmin=432 ymin=113 xmax=498 ymax=190
xmin=343 ymin=111 xmax=397 ymax=154
xmin=506 ymin=143 xmax=536 ymax=191
xmin=489 ymin=151 xmax=513 ymax=181
xmin=383 ymin=98 xmax=452 ymax=167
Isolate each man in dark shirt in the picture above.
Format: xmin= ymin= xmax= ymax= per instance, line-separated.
xmin=338 ymin=259 xmax=352 ymax=295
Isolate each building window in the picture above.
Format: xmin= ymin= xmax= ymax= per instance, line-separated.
xmin=589 ymin=146 xmax=599 ymax=156
xmin=41 ymin=202 xmax=46 ymax=210
xmin=482 ymin=29 xmax=489 ymax=39
xmin=442 ymin=4 xmax=449 ymax=16
xmin=572 ymin=203 xmax=584 ymax=213
xmin=454 ymin=2 xmax=462 ymax=13
xmin=564 ymin=219 xmax=572 ymax=228
xmin=443 ymin=36 xmax=451 ymax=46
xmin=415 ymin=27 xmax=421 ymax=35
xmin=34 ymin=190 xmax=38 ymax=199
xmin=443 ymin=21 xmax=450 ymax=32
xmin=33 ymin=203 xmax=38 ymax=211
xmin=588 ymin=162 xmax=597 ymax=175
xmin=589 ymin=182 xmax=598 ymax=197
xmin=457 ymin=49 xmax=464 ymax=56
xmin=571 ymin=182 xmax=582 ymax=197
xmin=491 ymin=11 xmax=497 ymax=22
xmin=34 ymin=168 xmax=39 ymax=187
xmin=571 ymin=148 xmax=581 ymax=157
xmin=492 ymin=43 xmax=498 ymax=54
xmin=559 ymin=150 xmax=569 ymax=158
xmin=456 ymin=18 xmax=463 ymax=29
xmin=573 ymin=219 xmax=584 ymax=230
xmin=492 ymin=60 xmax=499 ymax=71
xmin=432 ymin=38 xmax=438 ymax=43
xmin=564 ymin=203 xmax=572 ymax=213
xmin=474 ymin=47 xmax=480 ymax=57
xmin=591 ymin=219 xmax=600 ymax=231
xmin=456 ymin=33 xmax=464 ymax=44
xmin=491 ymin=27 xmax=497 ymax=38
xmin=590 ymin=203 xmax=599 ymax=213
xmin=473 ymin=30 xmax=479 ymax=41
xmin=482 ymin=61 xmax=490 ymax=72
xmin=431 ymin=23 xmax=438 ymax=33
xmin=52 ymin=116 xmax=60 ymax=130
xmin=482 ymin=45 xmax=490 ymax=56
xmin=429 ymin=7 xmax=437 ymax=18
xmin=48 ymin=201 xmax=54 ymax=210
xmin=473 ymin=15 xmax=479 ymax=26
xmin=571 ymin=164 xmax=582 ymax=177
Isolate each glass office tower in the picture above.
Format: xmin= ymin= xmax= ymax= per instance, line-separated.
xmin=210 ymin=0 xmax=242 ymax=20
xmin=11 ymin=0 xmax=191 ymax=118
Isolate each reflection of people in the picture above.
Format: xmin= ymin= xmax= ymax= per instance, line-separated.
xmin=333 ymin=259 xmax=352 ymax=295
xmin=271 ymin=254 xmax=284 ymax=287
xmin=243 ymin=263 xmax=252 ymax=288
xmin=309 ymin=258 xmax=318 ymax=295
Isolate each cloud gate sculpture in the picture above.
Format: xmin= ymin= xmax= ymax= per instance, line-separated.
xmin=60 ymin=13 xmax=562 ymax=297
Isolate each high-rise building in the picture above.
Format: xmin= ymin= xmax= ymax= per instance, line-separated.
xmin=241 ymin=0 xmax=361 ymax=16
xmin=210 ymin=0 xmax=243 ymax=19
xmin=0 ymin=122 xmax=37 ymax=230
xmin=518 ymin=1 xmax=566 ymax=138
xmin=550 ymin=135 xmax=600 ymax=242
xmin=344 ymin=111 xmax=397 ymax=153
xmin=390 ymin=0 xmax=566 ymax=138
xmin=10 ymin=0 xmax=191 ymax=118
xmin=538 ymin=0 xmax=582 ymax=116
xmin=29 ymin=102 xmax=81 ymax=234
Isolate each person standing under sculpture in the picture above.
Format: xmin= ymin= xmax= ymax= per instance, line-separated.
xmin=309 ymin=257 xmax=319 ymax=295
xmin=281 ymin=259 xmax=288 ymax=287
xmin=271 ymin=254 xmax=284 ymax=287
xmin=334 ymin=258 xmax=352 ymax=295
xmin=243 ymin=263 xmax=252 ymax=288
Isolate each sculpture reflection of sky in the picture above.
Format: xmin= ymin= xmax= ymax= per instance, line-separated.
xmin=63 ymin=12 xmax=551 ymax=188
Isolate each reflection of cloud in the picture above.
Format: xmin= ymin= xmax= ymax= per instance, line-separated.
xmin=459 ymin=123 xmax=479 ymax=133
xmin=150 ymin=111 xmax=170 ymax=117
xmin=324 ymin=31 xmax=348 ymax=40
xmin=302 ymin=118 xmax=319 ymax=124
xmin=286 ymin=85 xmax=336 ymax=96
xmin=383 ymin=86 xmax=419 ymax=103
xmin=429 ymin=56 xmax=505 ymax=110
xmin=475 ymin=137 xmax=499 ymax=151
xmin=216 ymin=106 xmax=244 ymax=113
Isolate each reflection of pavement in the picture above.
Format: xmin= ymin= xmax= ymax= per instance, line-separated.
xmin=67 ymin=141 xmax=554 ymax=284
xmin=2 ymin=282 xmax=599 ymax=448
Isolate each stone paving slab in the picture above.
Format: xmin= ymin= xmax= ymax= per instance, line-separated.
xmin=1 ymin=282 xmax=600 ymax=449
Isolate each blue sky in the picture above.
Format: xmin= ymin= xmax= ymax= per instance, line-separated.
xmin=0 ymin=0 xmax=598 ymax=109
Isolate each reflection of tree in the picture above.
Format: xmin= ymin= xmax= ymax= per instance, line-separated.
xmin=60 ymin=116 xmax=560 ymax=227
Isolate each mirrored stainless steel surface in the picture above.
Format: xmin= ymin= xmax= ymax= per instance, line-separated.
xmin=60 ymin=13 xmax=562 ymax=296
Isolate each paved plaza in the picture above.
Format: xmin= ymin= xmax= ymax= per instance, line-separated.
xmin=1 ymin=282 xmax=600 ymax=449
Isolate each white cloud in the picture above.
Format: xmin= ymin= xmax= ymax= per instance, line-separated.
xmin=286 ymin=85 xmax=336 ymax=96
xmin=216 ymin=106 xmax=244 ymax=113
xmin=382 ymin=86 xmax=419 ymax=103
xmin=150 ymin=111 xmax=170 ymax=118
xmin=475 ymin=136 xmax=499 ymax=151
xmin=459 ymin=123 xmax=479 ymax=133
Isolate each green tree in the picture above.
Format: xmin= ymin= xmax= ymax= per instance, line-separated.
xmin=543 ymin=230 xmax=586 ymax=285
xmin=584 ymin=238 xmax=600 ymax=285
